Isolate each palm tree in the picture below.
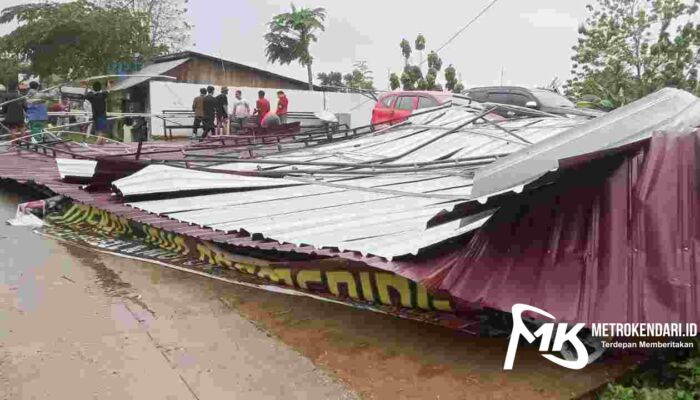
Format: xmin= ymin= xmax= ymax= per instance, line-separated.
xmin=264 ymin=4 xmax=326 ymax=91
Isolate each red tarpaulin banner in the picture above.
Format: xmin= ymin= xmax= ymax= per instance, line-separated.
xmin=390 ymin=130 xmax=700 ymax=325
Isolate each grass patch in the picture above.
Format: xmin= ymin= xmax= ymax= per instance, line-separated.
xmin=599 ymin=338 xmax=700 ymax=399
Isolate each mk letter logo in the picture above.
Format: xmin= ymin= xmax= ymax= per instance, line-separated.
xmin=503 ymin=304 xmax=588 ymax=370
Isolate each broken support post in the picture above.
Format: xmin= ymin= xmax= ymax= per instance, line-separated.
xmin=135 ymin=141 xmax=143 ymax=160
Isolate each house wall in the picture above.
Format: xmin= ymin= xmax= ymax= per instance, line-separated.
xmin=170 ymin=59 xmax=310 ymax=90
xmin=148 ymin=81 xmax=376 ymax=136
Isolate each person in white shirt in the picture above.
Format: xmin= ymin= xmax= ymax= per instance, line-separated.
xmin=231 ymin=90 xmax=251 ymax=133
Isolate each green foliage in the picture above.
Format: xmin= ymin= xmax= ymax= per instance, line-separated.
xmin=0 ymin=0 xmax=161 ymax=80
xmin=389 ymin=72 xmax=400 ymax=90
xmin=444 ymin=64 xmax=464 ymax=92
xmin=567 ymin=0 xmax=700 ymax=107
xmin=317 ymin=71 xmax=343 ymax=87
xmin=427 ymin=51 xmax=443 ymax=71
xmin=400 ymin=38 xmax=412 ymax=65
xmin=400 ymin=71 xmax=414 ymax=90
xmin=97 ymin=0 xmax=191 ymax=50
xmin=600 ymin=338 xmax=700 ymax=399
xmin=0 ymin=3 xmax=50 ymax=24
xmin=400 ymin=64 xmax=423 ymax=90
xmin=318 ymin=61 xmax=374 ymax=90
xmin=392 ymin=35 xmax=461 ymax=91
xmin=0 ymin=54 xmax=29 ymax=88
xmin=425 ymin=68 xmax=437 ymax=89
xmin=600 ymin=385 xmax=694 ymax=400
xmin=265 ymin=3 xmax=326 ymax=90
xmin=444 ymin=64 xmax=457 ymax=91
xmin=415 ymin=33 xmax=426 ymax=51
xmin=343 ymin=61 xmax=374 ymax=90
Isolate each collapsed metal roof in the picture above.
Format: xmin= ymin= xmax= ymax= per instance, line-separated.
xmin=116 ymin=102 xmax=593 ymax=259
xmin=471 ymin=88 xmax=700 ymax=199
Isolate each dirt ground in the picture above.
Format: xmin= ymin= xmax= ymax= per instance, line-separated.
xmin=0 ymin=187 xmax=639 ymax=399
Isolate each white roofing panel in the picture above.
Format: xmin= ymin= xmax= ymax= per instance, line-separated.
xmin=166 ymin=175 xmax=468 ymax=228
xmin=471 ymin=88 xmax=700 ymax=199
xmin=56 ymin=158 xmax=97 ymax=179
xmin=110 ymin=58 xmax=188 ymax=91
xmin=113 ymin=164 xmax=295 ymax=196
xmin=123 ymin=103 xmax=593 ymax=258
xmin=266 ymin=202 xmax=460 ymax=249
xmin=343 ymin=210 xmax=494 ymax=258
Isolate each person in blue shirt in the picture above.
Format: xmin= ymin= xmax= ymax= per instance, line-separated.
xmin=25 ymin=81 xmax=50 ymax=143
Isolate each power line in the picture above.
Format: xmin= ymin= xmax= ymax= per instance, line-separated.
xmin=423 ymin=0 xmax=499 ymax=65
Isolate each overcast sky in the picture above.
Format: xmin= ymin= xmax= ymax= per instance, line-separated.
xmin=1 ymin=0 xmax=590 ymax=89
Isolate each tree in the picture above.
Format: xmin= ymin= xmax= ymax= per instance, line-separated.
xmin=444 ymin=64 xmax=457 ymax=91
xmin=400 ymin=64 xmax=423 ymax=90
xmin=343 ymin=61 xmax=374 ymax=90
xmin=97 ymin=0 xmax=191 ymax=50
xmin=389 ymin=72 xmax=400 ymax=90
xmin=0 ymin=55 xmax=28 ymax=88
xmin=400 ymin=38 xmax=412 ymax=66
xmin=318 ymin=61 xmax=374 ymax=90
xmin=317 ymin=71 xmax=343 ymax=87
xmin=415 ymin=33 xmax=426 ymax=65
xmin=0 ymin=0 xmax=160 ymax=80
xmin=567 ymin=0 xmax=700 ymax=107
xmin=427 ymin=50 xmax=443 ymax=72
xmin=392 ymin=34 xmax=463 ymax=91
xmin=425 ymin=68 xmax=438 ymax=89
xmin=264 ymin=4 xmax=326 ymax=91
xmin=0 ymin=2 xmax=51 ymax=24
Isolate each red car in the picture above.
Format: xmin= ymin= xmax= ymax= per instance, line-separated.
xmin=371 ymin=91 xmax=453 ymax=125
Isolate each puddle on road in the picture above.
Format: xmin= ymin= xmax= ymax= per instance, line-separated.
xmin=59 ymin=244 xmax=156 ymax=317
xmin=0 ymin=184 xmax=154 ymax=317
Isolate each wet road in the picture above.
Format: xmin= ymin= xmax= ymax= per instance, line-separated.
xmin=0 ymin=187 xmax=355 ymax=400
xmin=0 ymin=185 xmax=636 ymax=399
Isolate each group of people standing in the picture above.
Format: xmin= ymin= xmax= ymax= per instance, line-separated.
xmin=191 ymin=86 xmax=289 ymax=138
xmin=1 ymin=81 xmax=109 ymax=144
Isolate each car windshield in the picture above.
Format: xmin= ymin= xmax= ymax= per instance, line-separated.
xmin=531 ymin=89 xmax=575 ymax=108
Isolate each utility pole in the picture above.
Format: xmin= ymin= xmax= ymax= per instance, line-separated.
xmin=500 ymin=66 xmax=504 ymax=86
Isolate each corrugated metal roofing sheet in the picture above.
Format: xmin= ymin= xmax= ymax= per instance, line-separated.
xmin=119 ymin=105 xmax=589 ymax=259
xmin=56 ymin=158 xmax=97 ymax=179
xmin=109 ymin=58 xmax=188 ymax=91
xmin=471 ymin=88 xmax=700 ymax=199
xmin=114 ymin=164 xmax=297 ymax=196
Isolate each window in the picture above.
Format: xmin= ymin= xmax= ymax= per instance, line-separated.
xmin=486 ymin=92 xmax=511 ymax=104
xmin=486 ymin=92 xmax=531 ymax=107
xmin=508 ymin=93 xmax=532 ymax=107
xmin=467 ymin=90 xmax=487 ymax=102
xmin=417 ymin=97 xmax=438 ymax=109
xmin=395 ymin=97 xmax=415 ymax=110
xmin=380 ymin=95 xmax=396 ymax=108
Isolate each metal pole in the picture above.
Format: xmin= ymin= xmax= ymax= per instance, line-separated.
xmin=135 ymin=141 xmax=143 ymax=160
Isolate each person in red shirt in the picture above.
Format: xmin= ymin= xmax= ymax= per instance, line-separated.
xmin=276 ymin=90 xmax=289 ymax=124
xmin=254 ymin=90 xmax=270 ymax=127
